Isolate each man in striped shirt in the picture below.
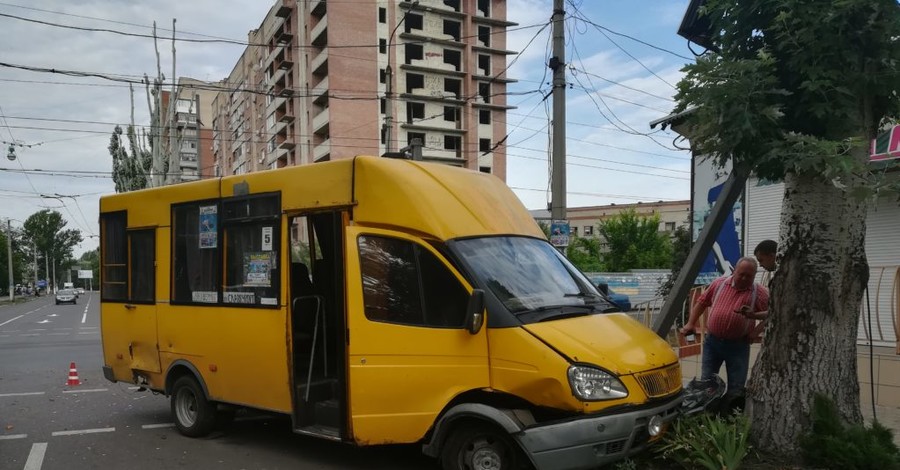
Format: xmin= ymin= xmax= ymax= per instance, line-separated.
xmin=682 ymin=257 xmax=770 ymax=393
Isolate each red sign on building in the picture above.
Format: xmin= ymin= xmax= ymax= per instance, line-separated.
xmin=871 ymin=125 xmax=900 ymax=162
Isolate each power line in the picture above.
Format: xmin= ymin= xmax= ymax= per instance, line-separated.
xmin=506 ymin=152 xmax=689 ymax=180
xmin=508 ymin=185 xmax=687 ymax=202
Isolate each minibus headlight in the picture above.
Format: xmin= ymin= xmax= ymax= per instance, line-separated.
xmin=567 ymin=365 xmax=628 ymax=401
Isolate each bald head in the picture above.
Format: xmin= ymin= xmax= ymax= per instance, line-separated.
xmin=733 ymin=257 xmax=758 ymax=289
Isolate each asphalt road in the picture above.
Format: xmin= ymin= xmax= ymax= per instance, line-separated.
xmin=0 ymin=293 xmax=435 ymax=470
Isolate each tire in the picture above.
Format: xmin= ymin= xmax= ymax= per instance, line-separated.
xmin=440 ymin=422 xmax=529 ymax=470
xmin=170 ymin=375 xmax=216 ymax=437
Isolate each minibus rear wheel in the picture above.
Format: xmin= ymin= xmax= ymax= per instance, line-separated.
xmin=440 ymin=422 xmax=528 ymax=470
xmin=171 ymin=375 xmax=216 ymax=437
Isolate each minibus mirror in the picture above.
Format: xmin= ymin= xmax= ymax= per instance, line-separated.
xmin=465 ymin=289 xmax=485 ymax=335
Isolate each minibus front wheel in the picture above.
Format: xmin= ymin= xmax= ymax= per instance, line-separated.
xmin=441 ymin=422 xmax=528 ymax=470
xmin=171 ymin=375 xmax=217 ymax=437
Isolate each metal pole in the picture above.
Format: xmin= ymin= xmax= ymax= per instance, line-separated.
xmin=45 ymin=252 xmax=49 ymax=294
xmin=550 ymin=0 xmax=567 ymax=223
xmin=32 ymin=240 xmax=37 ymax=293
xmin=51 ymin=255 xmax=56 ymax=294
xmin=6 ymin=220 xmax=13 ymax=302
xmin=384 ymin=64 xmax=394 ymax=154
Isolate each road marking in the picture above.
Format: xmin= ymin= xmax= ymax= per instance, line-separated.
xmin=19 ymin=333 xmax=39 ymax=337
xmin=77 ymin=332 xmax=96 ymax=335
xmin=51 ymin=427 xmax=115 ymax=437
xmin=81 ymin=312 xmax=86 ymax=323
xmin=81 ymin=296 xmax=91 ymax=324
xmin=52 ymin=328 xmax=72 ymax=330
xmin=80 ymin=326 xmax=98 ymax=330
xmin=0 ymin=315 xmax=24 ymax=328
xmin=23 ymin=442 xmax=47 ymax=470
xmin=142 ymin=423 xmax=175 ymax=429
xmin=0 ymin=391 xmax=45 ymax=397
xmin=37 ymin=320 xmax=51 ymax=324
xmin=47 ymin=333 xmax=68 ymax=336
xmin=62 ymin=388 xmax=108 ymax=394
xmin=0 ymin=433 xmax=27 ymax=440
xmin=29 ymin=329 xmax=47 ymax=331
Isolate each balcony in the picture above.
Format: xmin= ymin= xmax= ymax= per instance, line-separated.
xmin=311 ymin=15 xmax=328 ymax=47
xmin=314 ymin=139 xmax=331 ymax=161
xmin=311 ymin=49 xmax=328 ymax=77
xmin=310 ymin=0 xmax=326 ymax=17
xmin=269 ymin=119 xmax=287 ymax=136
xmin=274 ymin=27 xmax=293 ymax=46
xmin=264 ymin=44 xmax=284 ymax=70
xmin=279 ymin=109 xmax=295 ymax=124
xmin=278 ymin=138 xmax=296 ymax=150
xmin=277 ymin=56 xmax=294 ymax=71
xmin=311 ymin=77 xmax=329 ymax=105
xmin=265 ymin=96 xmax=287 ymax=116
xmin=266 ymin=146 xmax=288 ymax=166
xmin=267 ymin=68 xmax=287 ymax=91
xmin=313 ymin=107 xmax=330 ymax=135
xmin=274 ymin=2 xmax=291 ymax=18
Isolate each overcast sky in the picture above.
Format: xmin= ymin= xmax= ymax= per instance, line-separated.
xmin=0 ymin=0 xmax=692 ymax=256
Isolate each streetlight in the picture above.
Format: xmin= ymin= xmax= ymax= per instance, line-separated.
xmin=6 ymin=144 xmax=15 ymax=161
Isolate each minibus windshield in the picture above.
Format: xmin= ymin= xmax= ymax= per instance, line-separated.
xmin=454 ymin=236 xmax=612 ymax=315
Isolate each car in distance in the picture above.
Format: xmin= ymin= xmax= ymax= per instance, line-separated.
xmin=75 ymin=287 xmax=85 ymax=295
xmin=591 ymin=278 xmax=632 ymax=312
xmin=55 ymin=289 xmax=77 ymax=305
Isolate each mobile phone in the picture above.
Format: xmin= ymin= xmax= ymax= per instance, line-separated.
xmin=685 ymin=332 xmax=696 ymax=342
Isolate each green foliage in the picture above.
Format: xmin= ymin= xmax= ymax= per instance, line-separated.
xmin=110 ymin=125 xmax=151 ymax=193
xmin=77 ymin=249 xmax=99 ymax=289
xmin=658 ymin=225 xmax=692 ymax=297
xmin=676 ymin=0 xmax=900 ymax=188
xmin=565 ymin=235 xmax=603 ymax=272
xmin=657 ymin=412 xmax=752 ymax=470
xmin=537 ymin=221 xmax=551 ymax=239
xmin=22 ymin=210 xmax=83 ymax=283
xmin=597 ymin=209 xmax=672 ymax=272
xmin=800 ymin=393 xmax=900 ymax=469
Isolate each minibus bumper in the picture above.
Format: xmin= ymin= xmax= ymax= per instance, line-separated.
xmin=516 ymin=395 xmax=682 ymax=470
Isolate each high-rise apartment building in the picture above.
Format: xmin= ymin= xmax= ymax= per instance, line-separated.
xmin=160 ymin=78 xmax=217 ymax=182
xmin=211 ymin=0 xmax=515 ymax=180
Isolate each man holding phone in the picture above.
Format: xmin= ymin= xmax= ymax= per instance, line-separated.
xmin=681 ymin=257 xmax=770 ymax=393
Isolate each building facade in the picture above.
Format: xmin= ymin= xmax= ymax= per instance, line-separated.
xmin=160 ymin=78 xmax=217 ymax=182
xmin=531 ymin=200 xmax=691 ymax=238
xmin=210 ymin=0 xmax=514 ymax=179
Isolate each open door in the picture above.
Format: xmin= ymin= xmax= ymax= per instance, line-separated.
xmin=345 ymin=226 xmax=489 ymax=444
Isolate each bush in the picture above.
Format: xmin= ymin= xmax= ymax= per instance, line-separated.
xmin=800 ymin=393 xmax=900 ymax=469
xmin=656 ymin=412 xmax=751 ymax=469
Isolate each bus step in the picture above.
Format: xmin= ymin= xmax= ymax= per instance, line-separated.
xmin=314 ymin=399 xmax=341 ymax=428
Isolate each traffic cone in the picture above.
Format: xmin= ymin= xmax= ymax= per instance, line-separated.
xmin=66 ymin=362 xmax=81 ymax=386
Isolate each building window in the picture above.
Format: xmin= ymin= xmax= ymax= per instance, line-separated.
xmin=479 ymin=166 xmax=491 ymax=174
xmin=378 ymin=7 xmax=386 ymax=23
xmin=405 ymin=43 xmax=423 ymax=65
xmin=584 ymin=225 xmax=594 ymax=236
xmin=408 ymin=132 xmax=426 ymax=147
xmin=479 ymin=138 xmax=491 ymax=153
xmin=380 ymin=98 xmax=386 ymax=114
xmin=478 ymin=83 xmax=491 ymax=103
xmin=443 ymin=20 xmax=461 ymax=41
xmin=379 ymin=38 xmax=386 ymax=54
xmin=477 ymin=0 xmax=490 ymax=17
xmin=358 ymin=235 xmax=468 ymax=327
xmin=443 ymin=49 xmax=461 ymax=71
xmin=407 ymin=102 xmax=425 ymax=124
xmin=407 ymin=73 xmax=425 ymax=93
xmin=443 ymin=0 xmax=461 ymax=12
xmin=379 ymin=68 xmax=386 ymax=84
xmin=571 ymin=226 xmax=578 ymax=236
xmin=479 ymin=109 xmax=491 ymax=125
xmin=478 ymin=54 xmax=491 ymax=76
xmin=444 ymin=78 xmax=461 ymax=98
xmin=405 ymin=13 xmax=423 ymax=33
xmin=665 ymin=222 xmax=676 ymax=232
xmin=443 ymin=106 xmax=458 ymax=122
xmin=444 ymin=135 xmax=461 ymax=150
xmin=478 ymin=26 xmax=491 ymax=47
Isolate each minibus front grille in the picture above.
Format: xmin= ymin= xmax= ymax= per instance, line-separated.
xmin=635 ymin=363 xmax=682 ymax=398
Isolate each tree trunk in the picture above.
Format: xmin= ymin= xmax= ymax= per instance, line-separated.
xmin=746 ymin=171 xmax=868 ymax=455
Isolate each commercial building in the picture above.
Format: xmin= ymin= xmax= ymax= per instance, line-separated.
xmin=210 ymin=0 xmax=515 ymax=179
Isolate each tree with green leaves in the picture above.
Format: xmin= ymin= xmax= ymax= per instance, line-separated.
xmin=596 ymin=209 xmax=672 ymax=272
xmin=22 ymin=210 xmax=83 ymax=289
xmin=674 ymin=0 xmax=899 ymax=456
xmin=110 ymin=125 xmax=152 ymax=193
xmin=565 ymin=235 xmax=603 ymax=272
xmin=76 ymin=248 xmax=99 ymax=290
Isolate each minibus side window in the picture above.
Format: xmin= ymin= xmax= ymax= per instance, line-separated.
xmin=359 ymin=235 xmax=468 ymax=328
xmin=129 ymin=230 xmax=155 ymax=303
xmin=221 ymin=194 xmax=281 ymax=307
xmin=172 ymin=202 xmax=220 ymax=304
xmin=101 ymin=212 xmax=127 ymax=301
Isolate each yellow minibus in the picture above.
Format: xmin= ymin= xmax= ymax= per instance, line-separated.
xmin=100 ymin=155 xmax=682 ymax=470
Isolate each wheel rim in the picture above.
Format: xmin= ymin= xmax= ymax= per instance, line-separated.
xmin=462 ymin=436 xmax=505 ymax=470
xmin=175 ymin=388 xmax=198 ymax=427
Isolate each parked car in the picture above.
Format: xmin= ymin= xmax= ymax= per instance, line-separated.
xmin=591 ymin=279 xmax=632 ymax=312
xmin=75 ymin=287 xmax=85 ymax=295
xmin=55 ymin=289 xmax=77 ymax=305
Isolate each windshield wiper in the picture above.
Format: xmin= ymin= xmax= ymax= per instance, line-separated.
xmin=514 ymin=304 xmax=594 ymax=315
xmin=564 ymin=292 xmax=599 ymax=299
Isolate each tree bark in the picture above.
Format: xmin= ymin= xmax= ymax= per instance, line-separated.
xmin=746 ymin=170 xmax=868 ymax=455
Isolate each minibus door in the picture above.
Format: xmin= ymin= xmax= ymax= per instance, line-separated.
xmin=346 ymin=227 xmax=489 ymax=444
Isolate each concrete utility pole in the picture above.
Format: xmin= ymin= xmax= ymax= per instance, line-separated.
xmin=44 ymin=252 xmax=49 ymax=293
xmin=382 ymin=2 xmax=419 ymax=156
xmin=550 ymin=0 xmax=567 ymax=222
xmin=6 ymin=220 xmax=13 ymax=301
xmin=32 ymin=239 xmax=37 ymax=292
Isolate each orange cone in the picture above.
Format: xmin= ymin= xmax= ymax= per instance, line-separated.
xmin=66 ymin=362 xmax=81 ymax=386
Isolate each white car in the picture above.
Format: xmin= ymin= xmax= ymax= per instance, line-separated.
xmin=76 ymin=287 xmax=85 ymax=295
xmin=55 ymin=289 xmax=77 ymax=305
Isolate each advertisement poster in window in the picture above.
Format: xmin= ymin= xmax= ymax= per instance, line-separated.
xmin=244 ymin=252 xmax=273 ymax=287
xmin=199 ymin=205 xmax=217 ymax=249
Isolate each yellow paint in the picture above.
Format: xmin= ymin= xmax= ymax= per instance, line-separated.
xmin=100 ymin=155 xmax=679 ymax=447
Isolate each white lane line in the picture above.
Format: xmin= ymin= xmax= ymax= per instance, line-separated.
xmin=52 ymin=328 xmax=72 ymax=331
xmin=62 ymin=388 xmax=108 ymax=394
xmin=127 ymin=386 xmax=140 ymax=390
xmin=0 ymin=391 xmax=45 ymax=397
xmin=0 ymin=433 xmax=27 ymax=440
xmin=81 ymin=312 xmax=86 ymax=323
xmin=23 ymin=442 xmax=47 ymax=470
xmin=29 ymin=329 xmax=47 ymax=331
xmin=77 ymin=332 xmax=96 ymax=335
xmin=141 ymin=423 xmax=175 ymax=429
xmin=80 ymin=326 xmax=98 ymax=330
xmin=0 ymin=315 xmax=24 ymax=328
xmin=47 ymin=333 xmax=68 ymax=336
xmin=51 ymin=427 xmax=115 ymax=437
xmin=19 ymin=333 xmax=39 ymax=337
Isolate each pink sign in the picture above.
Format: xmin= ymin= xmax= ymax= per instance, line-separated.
xmin=870 ymin=125 xmax=900 ymax=162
